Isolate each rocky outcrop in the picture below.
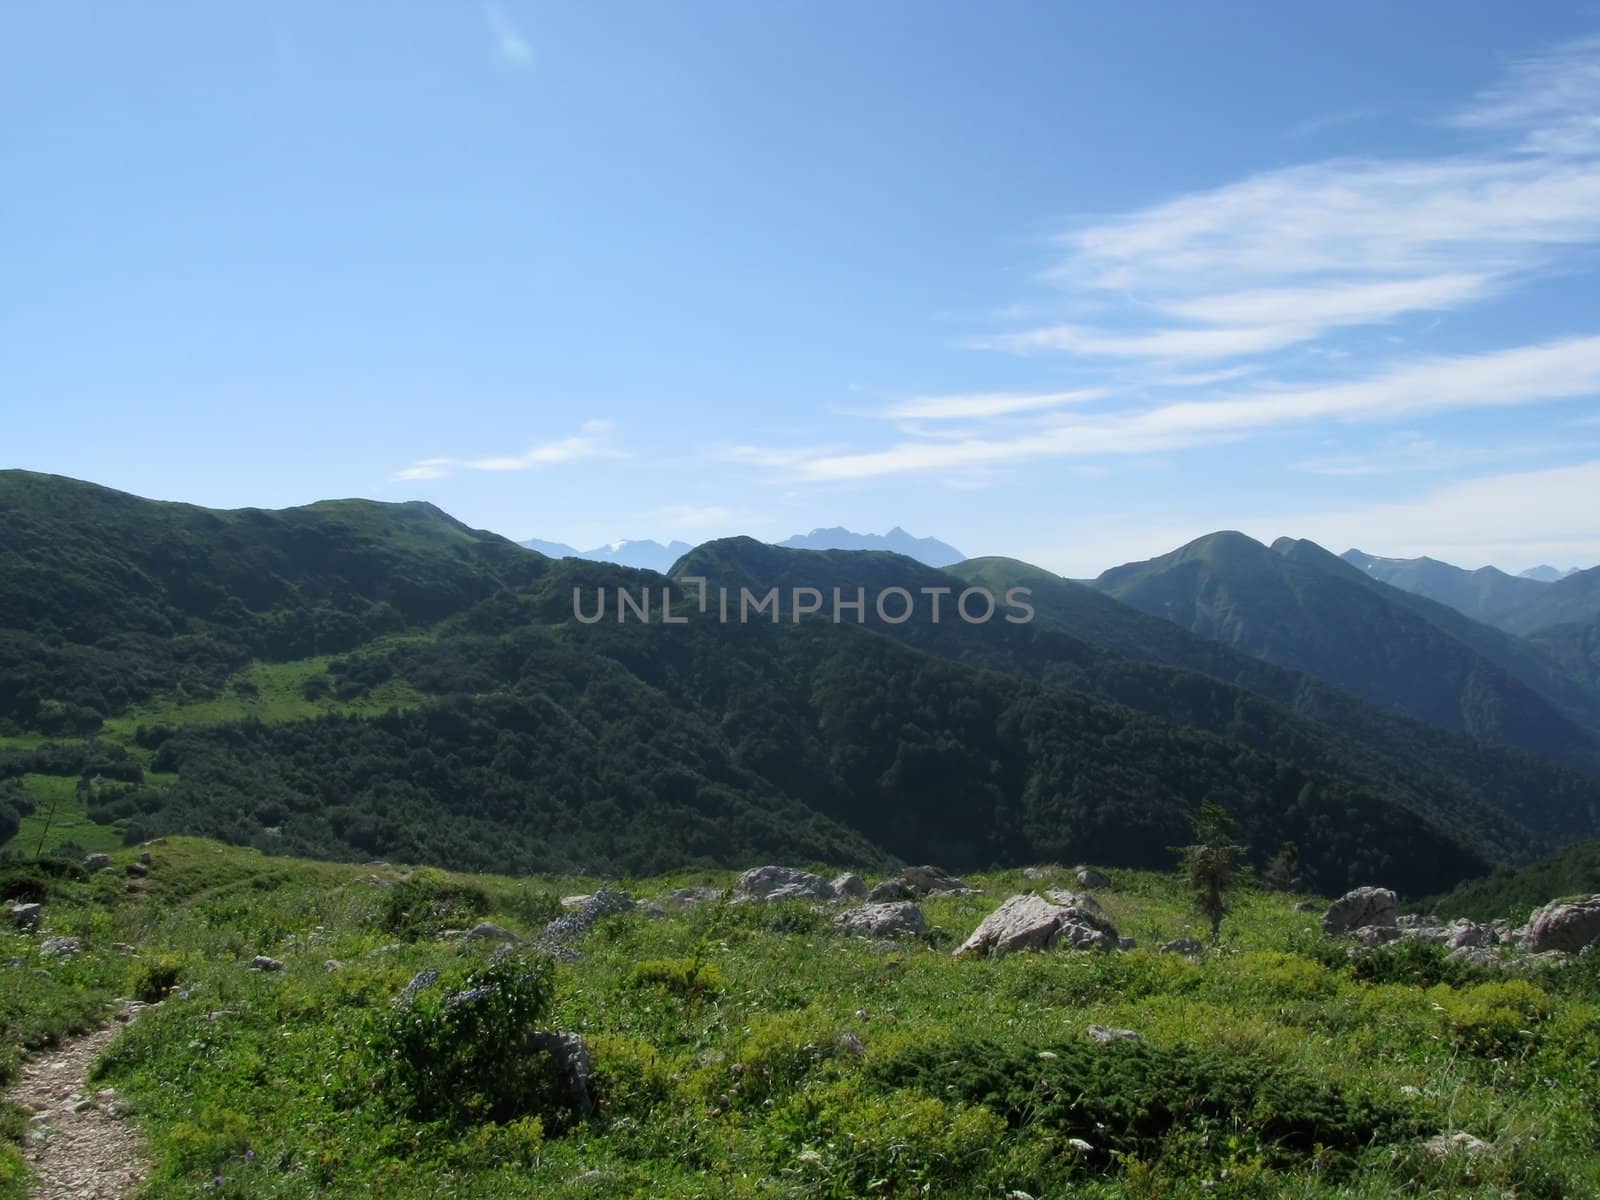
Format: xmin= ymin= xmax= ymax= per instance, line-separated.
xmin=1321 ymin=887 xmax=1397 ymax=936
xmin=732 ymin=866 xmax=836 ymax=904
xmin=463 ymin=922 xmax=519 ymax=944
xmin=953 ymin=892 xmax=1118 ymax=958
xmin=830 ymin=873 xmax=868 ymax=900
xmin=833 ymin=901 xmax=925 ymax=938
xmin=82 ymin=854 xmax=110 ymax=873
xmin=7 ymin=902 xmax=42 ymax=931
xmin=868 ymin=865 xmax=971 ymax=902
xmin=527 ymin=1031 xmax=595 ymax=1117
xmin=40 ymin=938 xmax=82 ymax=958
xmin=249 ymin=955 xmax=284 ymax=971
xmin=1519 ymin=895 xmax=1600 ymax=954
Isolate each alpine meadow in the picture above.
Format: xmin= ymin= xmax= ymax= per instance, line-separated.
xmin=8 ymin=6 xmax=1600 ymax=1200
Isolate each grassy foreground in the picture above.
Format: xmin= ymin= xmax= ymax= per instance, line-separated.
xmin=3 ymin=839 xmax=1599 ymax=1199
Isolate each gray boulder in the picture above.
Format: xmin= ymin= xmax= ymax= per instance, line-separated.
xmin=833 ymin=901 xmax=926 ymax=938
xmin=41 ymin=937 xmax=82 ymax=958
xmin=1292 ymin=900 xmax=1320 ymax=913
xmin=1160 ymin=937 xmax=1204 ymax=956
xmin=1351 ymin=924 xmax=1401 ymax=947
xmin=660 ymin=886 xmax=723 ymax=908
xmin=869 ymin=865 xmax=970 ymax=902
xmin=1022 ymin=865 xmax=1059 ymax=881
xmin=82 ymin=853 xmax=111 ymax=872
xmin=1519 ymin=895 xmax=1600 ymax=954
xmin=529 ymin=1032 xmax=594 ymax=1115
xmin=1086 ymin=1024 xmax=1140 ymax=1044
xmin=463 ymin=922 xmax=520 ymax=944
xmin=7 ymin=902 xmax=42 ymax=931
xmin=830 ymin=873 xmax=868 ymax=900
xmin=732 ymin=866 xmax=835 ymax=904
xmin=249 ymin=955 xmax=284 ymax=971
xmin=953 ymin=892 xmax=1118 ymax=958
xmin=1074 ymin=866 xmax=1110 ymax=889
xmin=1321 ymin=887 xmax=1398 ymax=936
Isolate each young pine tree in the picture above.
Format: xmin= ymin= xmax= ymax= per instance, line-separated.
xmin=1183 ymin=800 xmax=1245 ymax=945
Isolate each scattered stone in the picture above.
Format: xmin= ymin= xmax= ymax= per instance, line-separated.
xmin=1446 ymin=946 xmax=1501 ymax=969
xmin=1321 ymin=887 xmax=1398 ymax=936
xmin=833 ymin=901 xmax=926 ymax=938
xmin=124 ymin=862 xmax=149 ymax=878
xmin=1116 ymin=936 xmax=1137 ymax=951
xmin=249 ymin=955 xmax=284 ymax=972
xmin=1160 ymin=937 xmax=1204 ymax=956
xmin=1086 ymin=1025 xmax=1140 ymax=1044
xmin=830 ymin=872 xmax=868 ymax=900
xmin=82 ymin=853 xmax=110 ymax=872
xmin=1292 ymin=900 xmax=1320 ymax=913
xmin=323 ymin=959 xmax=344 ymax=971
xmin=41 ymin=937 xmax=82 ymax=958
xmin=953 ymin=892 xmax=1118 ymax=958
xmin=463 ymin=922 xmax=520 ymax=944
xmin=1400 ymin=1085 xmax=1423 ymax=1097
xmin=8 ymin=902 xmax=43 ymax=931
xmin=535 ymin=889 xmax=636 ymax=959
xmin=1066 ymin=1138 xmax=1094 ymax=1153
xmin=1022 ymin=865 xmax=1058 ymax=881
xmin=1074 ymin=866 xmax=1110 ymax=889
xmin=1519 ymin=895 xmax=1600 ymax=954
xmin=560 ymin=895 xmax=593 ymax=909
xmin=731 ymin=866 xmax=836 ymax=904
xmin=1421 ymin=1132 xmax=1490 ymax=1159
xmin=7 ymin=1018 xmax=150 ymax=1196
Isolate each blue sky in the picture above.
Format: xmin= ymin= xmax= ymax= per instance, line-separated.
xmin=5 ymin=2 xmax=1600 ymax=576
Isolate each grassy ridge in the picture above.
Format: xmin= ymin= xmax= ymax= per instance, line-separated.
xmin=3 ymin=839 xmax=1599 ymax=1198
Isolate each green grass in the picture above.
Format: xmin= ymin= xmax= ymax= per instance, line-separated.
xmin=9 ymin=775 xmax=126 ymax=856
xmin=2 ymin=841 xmax=1598 ymax=1198
xmin=97 ymin=654 xmax=431 ymax=739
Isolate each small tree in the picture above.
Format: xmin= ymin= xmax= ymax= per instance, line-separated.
xmin=1182 ymin=801 xmax=1245 ymax=945
xmin=1263 ymin=840 xmax=1299 ymax=892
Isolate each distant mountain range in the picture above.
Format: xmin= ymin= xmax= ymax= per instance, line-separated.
xmin=518 ymin=537 xmax=694 ymax=574
xmin=775 ymin=526 xmax=964 ymax=566
xmin=518 ymin=526 xmax=964 ymax=572
xmin=1340 ymin=548 xmax=1600 ymax=635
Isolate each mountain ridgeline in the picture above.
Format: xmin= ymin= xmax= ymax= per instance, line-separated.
xmin=5 ymin=470 xmax=1600 ymax=896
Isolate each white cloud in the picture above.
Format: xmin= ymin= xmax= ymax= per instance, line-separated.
xmin=484 ymin=2 xmax=532 ymax=67
xmin=877 ymin=389 xmax=1106 ymax=420
xmin=393 ymin=419 xmax=620 ymax=481
xmin=760 ymin=336 xmax=1600 ymax=482
xmin=1288 ymin=106 xmax=1380 ymax=140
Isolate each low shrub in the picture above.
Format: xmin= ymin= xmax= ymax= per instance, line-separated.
xmin=371 ymin=951 xmax=571 ymax=1127
xmin=377 ymin=871 xmax=489 ymax=940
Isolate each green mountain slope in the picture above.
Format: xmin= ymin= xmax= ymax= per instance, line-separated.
xmin=1498 ymin=566 xmax=1600 ymax=635
xmin=674 ymin=540 xmax=1600 ymax=854
xmin=0 ymin=474 xmax=1592 ymax=893
xmin=1340 ymin=549 xmax=1546 ymax=627
xmin=1422 ymin=838 xmax=1600 ymax=922
xmin=1093 ymin=532 xmax=1600 ymax=773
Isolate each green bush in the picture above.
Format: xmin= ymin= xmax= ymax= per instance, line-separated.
xmin=625 ymin=957 xmax=725 ymax=1000
xmin=372 ymin=951 xmax=569 ymax=1127
xmin=129 ymin=955 xmax=184 ymax=1003
xmin=867 ymin=1034 xmax=1424 ymax=1177
xmin=377 ymin=871 xmax=490 ymax=940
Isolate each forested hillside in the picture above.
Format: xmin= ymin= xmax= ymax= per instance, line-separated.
xmin=5 ymin=471 xmax=1600 ymax=895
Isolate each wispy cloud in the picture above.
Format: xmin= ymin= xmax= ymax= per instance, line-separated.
xmin=768 ymin=335 xmax=1600 ymax=481
xmin=877 ymin=389 xmax=1105 ymax=421
xmin=1292 ymin=432 xmax=1582 ymax=477
xmin=484 ymin=2 xmax=532 ymax=67
xmin=729 ymin=35 xmax=1600 ymax=488
xmin=394 ymin=419 xmax=620 ymax=481
xmin=1288 ymin=106 xmax=1380 ymax=140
